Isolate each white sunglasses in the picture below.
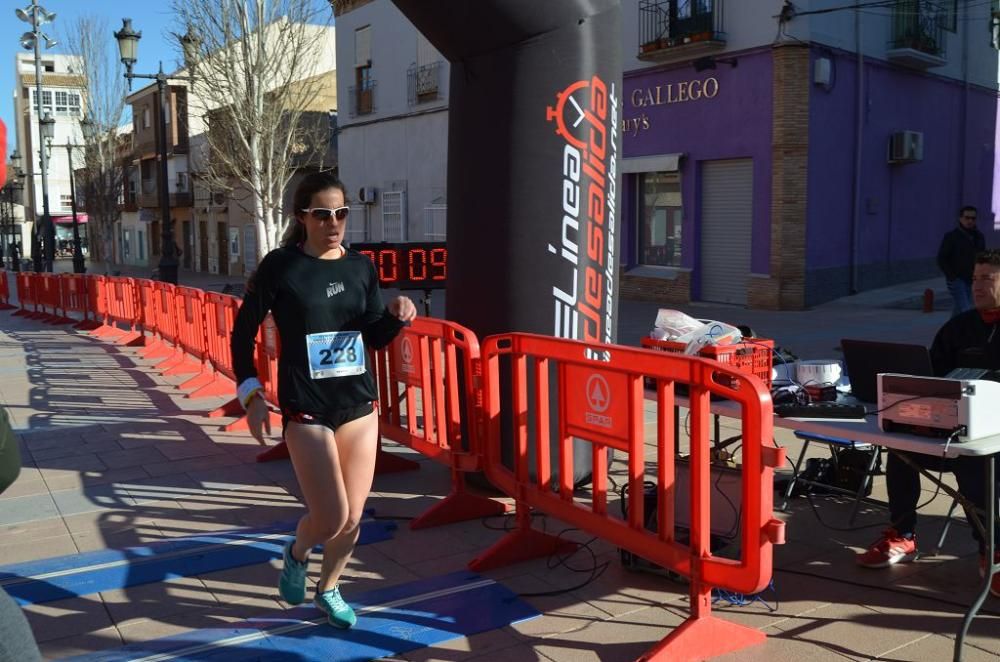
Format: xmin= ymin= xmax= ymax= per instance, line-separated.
xmin=302 ymin=206 xmax=350 ymax=221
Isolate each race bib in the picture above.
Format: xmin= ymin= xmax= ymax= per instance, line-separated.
xmin=305 ymin=331 xmax=365 ymax=379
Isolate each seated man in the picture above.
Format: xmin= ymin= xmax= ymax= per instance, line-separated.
xmin=857 ymin=249 xmax=1000 ymax=598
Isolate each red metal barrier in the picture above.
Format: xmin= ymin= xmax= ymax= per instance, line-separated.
xmin=97 ymin=277 xmax=142 ymax=344
xmin=86 ymin=275 xmax=116 ymax=337
xmin=367 ymin=317 xmax=509 ymax=528
xmin=0 ymin=271 xmax=15 ymax=310
xmin=154 ymin=286 xmax=206 ymax=376
xmin=473 ymin=333 xmax=785 ymax=662
xmin=211 ymin=313 xmax=281 ymax=444
xmin=140 ymin=281 xmax=183 ymax=365
xmin=58 ymin=274 xmax=101 ymax=330
xmin=181 ymin=292 xmax=240 ymax=398
xmin=12 ymin=273 xmax=34 ymax=317
xmin=35 ymin=274 xmax=71 ymax=324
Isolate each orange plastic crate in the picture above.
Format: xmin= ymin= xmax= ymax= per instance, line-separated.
xmin=640 ymin=336 xmax=774 ymax=388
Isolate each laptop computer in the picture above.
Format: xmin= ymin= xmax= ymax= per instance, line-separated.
xmin=840 ymin=338 xmax=935 ymax=404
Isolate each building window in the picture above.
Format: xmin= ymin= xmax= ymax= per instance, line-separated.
xmin=69 ymin=93 xmax=81 ymax=116
xmin=382 ymin=190 xmax=407 ymax=242
xmin=353 ymin=26 xmax=374 ymax=116
xmin=639 ymin=172 xmax=682 ymax=268
xmin=143 ymin=107 xmax=151 ymax=129
xmin=32 ymin=90 xmax=53 ymax=113
xmin=60 ymin=194 xmax=73 ymax=211
xmin=138 ymin=230 xmax=145 ymax=260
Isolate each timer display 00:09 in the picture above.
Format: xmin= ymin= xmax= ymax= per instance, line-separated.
xmin=350 ymin=242 xmax=447 ymax=290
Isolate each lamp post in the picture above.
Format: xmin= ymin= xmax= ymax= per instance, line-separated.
xmin=114 ymin=19 xmax=199 ymax=285
xmin=36 ymin=111 xmax=54 ymax=271
xmin=8 ymin=151 xmax=23 ymax=272
xmin=54 ymin=140 xmax=86 ymax=273
xmin=16 ymin=0 xmax=57 ymax=273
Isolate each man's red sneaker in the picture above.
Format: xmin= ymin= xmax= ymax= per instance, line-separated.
xmin=978 ymin=552 xmax=1000 ymax=598
xmin=856 ymin=529 xmax=919 ymax=568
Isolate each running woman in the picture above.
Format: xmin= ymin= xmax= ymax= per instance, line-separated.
xmin=231 ymin=171 xmax=416 ymax=628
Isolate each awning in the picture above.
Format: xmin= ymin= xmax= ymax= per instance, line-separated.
xmin=52 ymin=214 xmax=88 ymax=224
xmin=621 ymin=153 xmax=684 ymax=174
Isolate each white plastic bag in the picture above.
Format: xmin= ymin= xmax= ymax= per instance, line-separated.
xmin=682 ymin=320 xmax=742 ymax=355
xmin=651 ymin=309 xmax=704 ymax=343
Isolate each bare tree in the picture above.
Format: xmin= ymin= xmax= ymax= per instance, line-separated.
xmin=61 ymin=15 xmax=129 ymax=266
xmin=173 ymin=0 xmax=333 ymax=259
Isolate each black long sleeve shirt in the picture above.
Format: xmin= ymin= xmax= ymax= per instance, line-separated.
xmin=936 ymin=226 xmax=985 ymax=283
xmin=929 ymin=309 xmax=1000 ymax=376
xmin=231 ymin=246 xmax=404 ymax=414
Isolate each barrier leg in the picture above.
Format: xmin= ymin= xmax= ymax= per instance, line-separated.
xmin=139 ymin=341 xmax=173 ymax=359
xmin=208 ymin=398 xmax=243 ymax=419
xmin=162 ymin=358 xmax=204 ymax=376
xmin=256 ymin=440 xmax=291 ymax=463
xmin=468 ymin=506 xmax=577 ymax=572
xmin=638 ymin=585 xmax=766 ymax=662
xmin=186 ymin=376 xmax=235 ymax=399
xmin=226 ymin=410 xmax=281 ymax=434
xmin=153 ymin=352 xmax=187 ymax=370
xmin=89 ymin=324 xmax=124 ymax=338
xmin=112 ymin=330 xmax=142 ymax=346
xmin=178 ymin=370 xmax=215 ymax=391
xmin=123 ymin=333 xmax=158 ymax=348
xmin=411 ymin=471 xmax=510 ymax=530
xmin=374 ymin=443 xmax=421 ymax=475
xmin=74 ymin=318 xmax=103 ymax=331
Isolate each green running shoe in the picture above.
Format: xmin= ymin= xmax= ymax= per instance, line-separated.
xmin=278 ymin=539 xmax=307 ymax=605
xmin=314 ymin=585 xmax=357 ymax=629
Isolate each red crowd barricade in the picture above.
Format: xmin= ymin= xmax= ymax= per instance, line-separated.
xmin=12 ymin=273 xmax=34 ymax=317
xmin=212 ymin=312 xmax=281 ymax=446
xmin=472 ymin=333 xmax=785 ymax=662
xmin=368 ymin=317 xmax=509 ymax=528
xmin=58 ymin=274 xmax=101 ymax=330
xmin=143 ymin=281 xmax=183 ymax=365
xmin=99 ymin=277 xmax=143 ymax=344
xmin=0 ymin=271 xmax=15 ymax=310
xmin=36 ymin=274 xmax=71 ymax=324
xmin=156 ymin=286 xmax=206 ymax=376
xmin=181 ymin=292 xmax=240 ymax=398
xmin=132 ymin=279 xmax=165 ymax=354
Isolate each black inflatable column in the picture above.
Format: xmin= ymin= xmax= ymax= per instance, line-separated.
xmin=393 ymin=0 xmax=623 ymax=483
xmin=392 ymin=0 xmax=622 ymax=343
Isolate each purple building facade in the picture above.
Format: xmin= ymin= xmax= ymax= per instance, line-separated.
xmin=620 ymin=41 xmax=999 ymax=309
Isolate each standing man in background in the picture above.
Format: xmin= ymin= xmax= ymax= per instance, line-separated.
xmin=938 ymin=205 xmax=986 ymax=318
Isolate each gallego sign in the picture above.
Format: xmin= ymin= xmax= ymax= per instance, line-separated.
xmin=623 ymin=76 xmax=720 ymax=138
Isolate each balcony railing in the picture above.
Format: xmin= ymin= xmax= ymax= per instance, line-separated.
xmin=888 ymin=0 xmax=947 ymax=68
xmin=348 ymin=81 xmax=377 ymax=118
xmin=407 ymin=61 xmax=443 ymax=105
xmin=638 ymin=0 xmax=724 ymax=60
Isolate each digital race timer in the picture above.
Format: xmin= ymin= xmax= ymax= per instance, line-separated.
xmin=350 ymin=242 xmax=448 ymax=290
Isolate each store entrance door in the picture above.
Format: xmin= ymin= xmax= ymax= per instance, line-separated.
xmin=699 ymin=159 xmax=753 ymax=305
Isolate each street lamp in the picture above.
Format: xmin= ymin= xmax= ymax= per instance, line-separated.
xmin=8 ymin=151 xmax=23 ymax=271
xmin=115 ymin=18 xmax=198 ymax=285
xmin=48 ymin=139 xmax=86 ymax=274
xmin=16 ymin=0 xmax=57 ymax=273
xmin=8 ymin=177 xmax=24 ymax=272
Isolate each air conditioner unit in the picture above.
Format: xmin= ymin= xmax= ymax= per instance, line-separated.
xmin=358 ymin=186 xmax=377 ymax=205
xmin=888 ymin=130 xmax=924 ymax=164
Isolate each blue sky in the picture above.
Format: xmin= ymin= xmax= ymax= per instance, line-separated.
xmin=1 ymin=0 xmax=333 ymax=158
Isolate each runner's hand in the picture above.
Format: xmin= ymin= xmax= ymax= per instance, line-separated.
xmin=389 ymin=296 xmax=417 ymax=323
xmin=246 ymin=395 xmax=271 ymax=445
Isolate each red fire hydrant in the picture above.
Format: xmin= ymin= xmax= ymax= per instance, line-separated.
xmin=922 ymin=288 xmax=934 ymax=313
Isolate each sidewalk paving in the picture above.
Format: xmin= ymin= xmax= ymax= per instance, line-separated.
xmin=1 ymin=273 xmax=997 ymax=661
